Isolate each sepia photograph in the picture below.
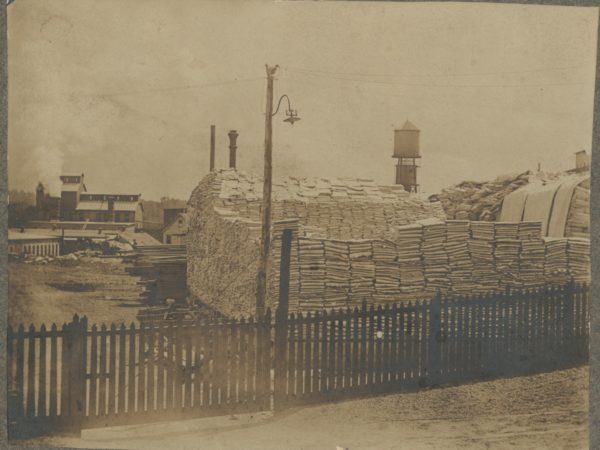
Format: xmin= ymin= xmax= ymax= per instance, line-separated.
xmin=3 ymin=1 xmax=598 ymax=449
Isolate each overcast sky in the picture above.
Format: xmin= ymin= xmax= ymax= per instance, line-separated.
xmin=7 ymin=1 xmax=599 ymax=200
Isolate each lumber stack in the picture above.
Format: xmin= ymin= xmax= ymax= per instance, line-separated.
xmin=494 ymin=222 xmax=521 ymax=290
xmin=373 ymin=239 xmax=400 ymax=304
xmin=125 ymin=245 xmax=187 ymax=305
xmin=518 ymin=222 xmax=545 ymax=289
xmin=420 ymin=219 xmax=450 ymax=294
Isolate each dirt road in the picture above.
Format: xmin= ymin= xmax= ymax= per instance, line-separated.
xmin=8 ymin=259 xmax=142 ymax=327
xmin=23 ymin=366 xmax=588 ymax=450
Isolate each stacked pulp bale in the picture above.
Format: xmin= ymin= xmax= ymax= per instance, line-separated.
xmin=349 ymin=240 xmax=375 ymax=306
xmin=298 ymin=238 xmax=326 ymax=310
xmin=567 ymin=238 xmax=591 ymax=283
xmin=494 ymin=222 xmax=522 ymax=290
xmin=518 ymin=222 xmax=545 ymax=289
xmin=445 ymin=220 xmax=474 ymax=294
xmin=372 ymin=240 xmax=400 ymax=303
xmin=544 ymin=238 xmax=569 ymax=287
xmin=392 ymin=223 xmax=425 ymax=299
xmin=419 ymin=219 xmax=451 ymax=295
xmin=469 ymin=222 xmax=499 ymax=293
xmin=324 ymin=240 xmax=350 ymax=310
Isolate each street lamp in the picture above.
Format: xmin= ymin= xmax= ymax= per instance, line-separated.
xmin=256 ymin=65 xmax=300 ymax=318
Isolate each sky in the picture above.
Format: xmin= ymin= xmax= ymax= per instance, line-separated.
xmin=7 ymin=1 xmax=599 ymax=200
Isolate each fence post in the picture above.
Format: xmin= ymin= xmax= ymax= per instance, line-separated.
xmin=67 ymin=315 xmax=87 ymax=434
xmin=563 ymin=279 xmax=575 ymax=364
xmin=428 ymin=291 xmax=443 ymax=387
xmin=274 ymin=229 xmax=293 ymax=411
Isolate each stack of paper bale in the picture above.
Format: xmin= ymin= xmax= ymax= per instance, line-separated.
xmin=567 ymin=238 xmax=591 ymax=283
xmin=543 ymin=237 xmax=569 ymax=287
xmin=372 ymin=239 xmax=400 ymax=303
xmin=392 ymin=223 xmax=425 ymax=299
xmin=565 ymin=184 xmax=590 ymax=238
xmin=518 ymin=222 xmax=545 ymax=289
xmin=420 ymin=219 xmax=450 ymax=295
xmin=445 ymin=220 xmax=474 ymax=294
xmin=270 ymin=219 xmax=301 ymax=311
xmin=469 ymin=221 xmax=499 ymax=293
xmin=324 ymin=240 xmax=351 ymax=309
xmin=298 ymin=238 xmax=326 ymax=310
xmin=494 ymin=222 xmax=522 ymax=290
xmin=349 ymin=240 xmax=375 ymax=306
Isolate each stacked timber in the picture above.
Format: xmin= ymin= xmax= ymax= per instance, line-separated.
xmin=125 ymin=245 xmax=187 ymax=305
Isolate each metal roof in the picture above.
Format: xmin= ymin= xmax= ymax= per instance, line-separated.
xmin=76 ymin=201 xmax=108 ymax=211
xmin=114 ymin=201 xmax=139 ymax=212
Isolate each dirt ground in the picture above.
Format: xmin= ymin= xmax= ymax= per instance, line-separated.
xmin=19 ymin=366 xmax=588 ymax=450
xmin=8 ymin=259 xmax=142 ymax=328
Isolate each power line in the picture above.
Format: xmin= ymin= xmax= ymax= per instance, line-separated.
xmin=283 ymin=64 xmax=587 ymax=79
xmin=99 ymin=77 xmax=264 ymax=98
xmin=280 ymin=71 xmax=589 ymax=88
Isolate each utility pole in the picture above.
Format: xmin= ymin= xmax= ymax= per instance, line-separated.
xmin=209 ymin=125 xmax=216 ymax=171
xmin=256 ymin=64 xmax=278 ymax=317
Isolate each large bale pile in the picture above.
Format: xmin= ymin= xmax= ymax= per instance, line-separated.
xmin=187 ymin=169 xmax=446 ymax=317
xmin=437 ymin=171 xmax=531 ymax=221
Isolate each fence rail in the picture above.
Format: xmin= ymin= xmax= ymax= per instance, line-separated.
xmin=7 ymin=283 xmax=590 ymax=438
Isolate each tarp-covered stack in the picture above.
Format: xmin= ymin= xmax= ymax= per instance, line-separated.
xmin=469 ymin=222 xmax=498 ymax=293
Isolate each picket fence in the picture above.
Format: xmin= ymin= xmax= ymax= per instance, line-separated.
xmin=7 ymin=281 xmax=589 ymax=438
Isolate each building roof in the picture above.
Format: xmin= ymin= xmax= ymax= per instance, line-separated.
xmin=76 ymin=201 xmax=108 ymax=211
xmin=399 ymin=120 xmax=419 ymax=131
xmin=9 ymin=230 xmax=60 ymax=241
xmin=114 ymin=201 xmax=139 ymax=212
xmin=164 ymin=213 xmax=189 ymax=232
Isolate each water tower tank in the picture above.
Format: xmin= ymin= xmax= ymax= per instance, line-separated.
xmin=393 ymin=120 xmax=420 ymax=158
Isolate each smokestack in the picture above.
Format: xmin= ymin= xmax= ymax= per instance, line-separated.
xmin=210 ymin=125 xmax=216 ymax=171
xmin=228 ymin=130 xmax=239 ymax=169
xmin=36 ymin=182 xmax=45 ymax=209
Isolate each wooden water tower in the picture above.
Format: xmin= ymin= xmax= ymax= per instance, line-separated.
xmin=393 ymin=120 xmax=420 ymax=193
